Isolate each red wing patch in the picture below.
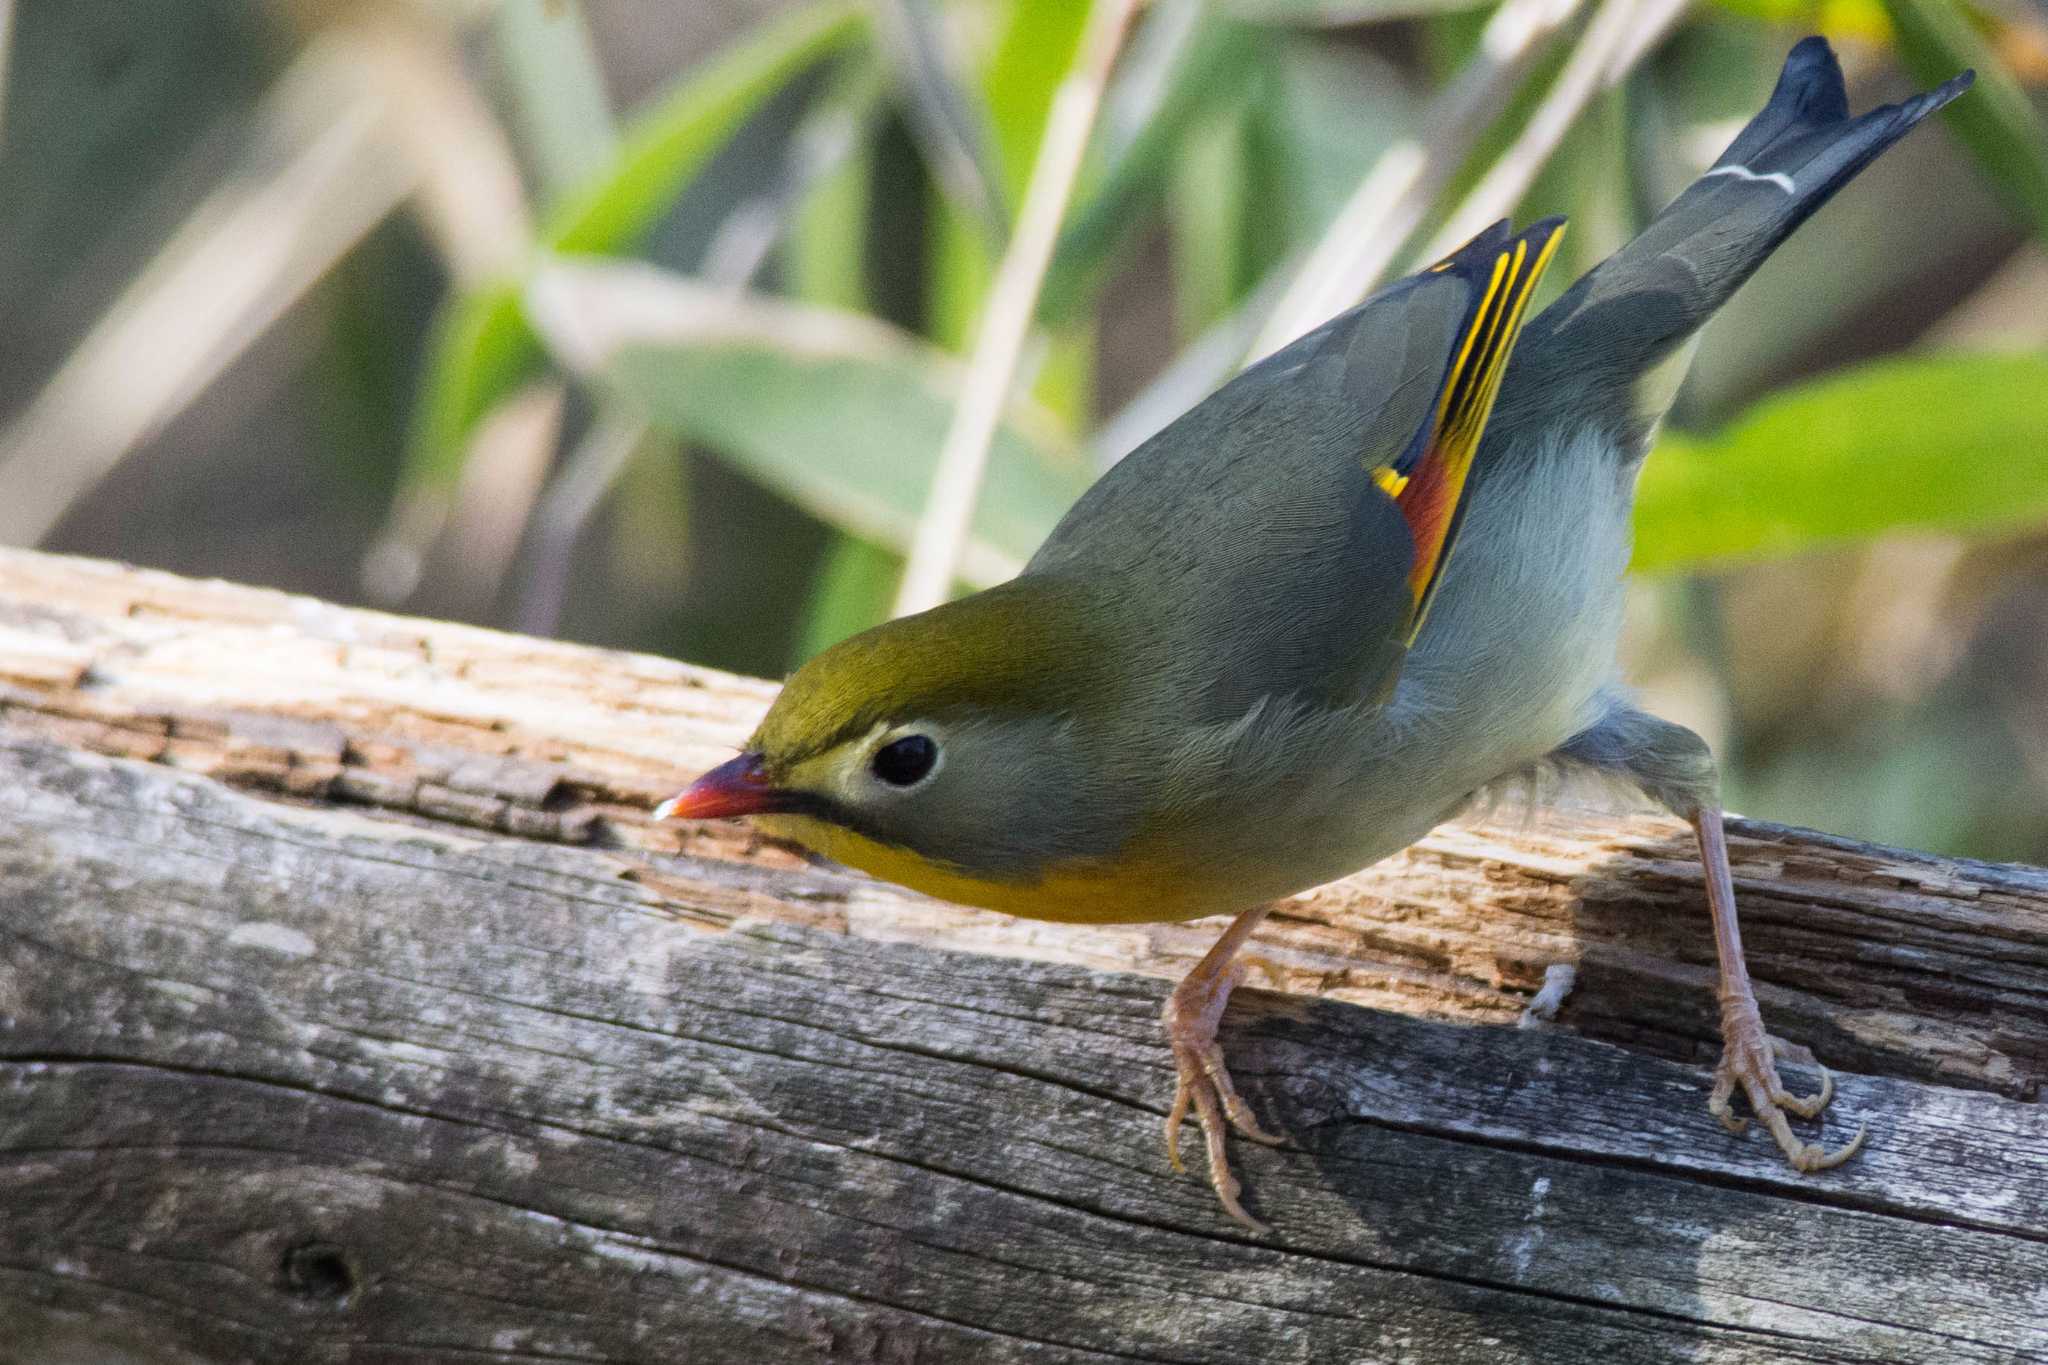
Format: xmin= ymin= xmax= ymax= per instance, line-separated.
xmin=1372 ymin=220 xmax=1565 ymax=640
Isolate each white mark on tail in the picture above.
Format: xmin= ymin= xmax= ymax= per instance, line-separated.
xmin=1705 ymin=163 xmax=1796 ymax=195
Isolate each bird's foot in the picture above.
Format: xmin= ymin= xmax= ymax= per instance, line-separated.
xmin=1708 ymin=994 xmax=1865 ymax=1172
xmin=1162 ymin=959 xmax=1285 ymax=1232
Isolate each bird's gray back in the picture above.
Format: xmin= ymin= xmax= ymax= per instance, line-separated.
xmin=1025 ymin=271 xmax=1474 ymax=722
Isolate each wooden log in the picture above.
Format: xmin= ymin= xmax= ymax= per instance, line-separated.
xmin=1 ymin=548 xmax=2045 ymax=1362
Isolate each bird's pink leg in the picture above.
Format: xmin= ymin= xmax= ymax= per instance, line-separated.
xmin=1163 ymin=902 xmax=1285 ymax=1231
xmin=1695 ymin=806 xmax=1864 ymax=1170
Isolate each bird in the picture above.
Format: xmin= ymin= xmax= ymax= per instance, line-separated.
xmin=657 ymin=38 xmax=1974 ymax=1230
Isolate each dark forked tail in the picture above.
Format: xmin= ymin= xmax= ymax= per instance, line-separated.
xmin=1494 ymin=37 xmax=1972 ymax=453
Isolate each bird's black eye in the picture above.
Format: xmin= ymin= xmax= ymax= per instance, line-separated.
xmin=872 ymin=734 xmax=938 ymax=787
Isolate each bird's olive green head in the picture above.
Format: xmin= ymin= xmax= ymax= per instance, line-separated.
xmin=659 ymin=577 xmax=1138 ymax=879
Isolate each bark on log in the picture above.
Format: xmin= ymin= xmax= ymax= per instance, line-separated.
xmin=0 ymin=548 xmax=2044 ymax=1363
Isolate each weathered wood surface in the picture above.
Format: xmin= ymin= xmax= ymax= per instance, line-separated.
xmin=1 ymin=548 xmax=2046 ymax=1363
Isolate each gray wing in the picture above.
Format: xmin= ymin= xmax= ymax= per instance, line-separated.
xmin=1025 ymin=265 xmax=1478 ymax=722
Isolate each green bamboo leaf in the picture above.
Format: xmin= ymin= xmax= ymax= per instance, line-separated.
xmin=928 ymin=0 xmax=1099 ymax=419
xmin=1041 ymin=14 xmax=1265 ymax=324
xmin=406 ymin=3 xmax=866 ymax=496
xmin=405 ymin=284 xmax=532 ymax=489
xmin=1709 ymin=0 xmax=1886 ymax=29
xmin=546 ymin=2 xmax=866 ymax=253
xmin=925 ymin=0 xmax=1090 ymax=352
xmin=786 ymin=73 xmax=899 ymax=659
xmin=871 ymin=0 xmax=1006 ymax=231
xmin=788 ymin=100 xmax=879 ymax=314
xmin=983 ymin=0 xmax=1092 ymax=206
xmin=1255 ymin=34 xmax=1411 ymax=242
xmin=1169 ymin=90 xmax=1264 ymax=336
xmin=1221 ymin=0 xmax=1494 ymax=23
xmin=606 ymin=345 xmax=1079 ymax=583
xmin=527 ymin=260 xmax=1089 ymax=587
xmin=1634 ymin=353 xmax=2048 ymax=572
xmin=797 ymin=534 xmax=903 ymax=657
xmin=1880 ymin=0 xmax=2048 ymax=242
xmin=491 ymin=0 xmax=618 ymax=205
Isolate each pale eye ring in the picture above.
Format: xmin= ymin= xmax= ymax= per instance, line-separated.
xmin=871 ymin=734 xmax=939 ymax=787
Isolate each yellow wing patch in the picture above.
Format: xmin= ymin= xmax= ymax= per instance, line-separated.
xmin=1371 ymin=220 xmax=1565 ymax=640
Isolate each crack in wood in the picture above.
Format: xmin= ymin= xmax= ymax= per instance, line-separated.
xmin=5 ymin=551 xmax=2048 ymax=1361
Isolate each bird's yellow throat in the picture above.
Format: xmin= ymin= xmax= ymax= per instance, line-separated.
xmin=755 ymin=812 xmax=1235 ymax=925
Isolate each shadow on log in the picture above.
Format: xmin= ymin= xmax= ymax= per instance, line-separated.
xmin=1 ymin=549 xmax=2045 ymax=1363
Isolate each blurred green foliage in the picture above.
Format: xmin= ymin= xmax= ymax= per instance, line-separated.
xmin=589 ymin=287 xmax=1088 ymax=576
xmin=1636 ymin=353 xmax=2048 ymax=571
xmin=3 ymin=0 xmax=2046 ymax=862
xmin=407 ymin=3 xmax=865 ymax=499
xmin=1882 ymin=0 xmax=2048 ymax=237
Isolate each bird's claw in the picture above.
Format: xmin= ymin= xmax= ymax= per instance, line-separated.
xmin=1709 ymin=1004 xmax=1864 ymax=1172
xmin=1162 ymin=961 xmax=1284 ymax=1233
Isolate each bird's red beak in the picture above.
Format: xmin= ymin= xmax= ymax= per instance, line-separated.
xmin=653 ymin=752 xmax=782 ymax=821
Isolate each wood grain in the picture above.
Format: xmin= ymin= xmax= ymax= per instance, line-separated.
xmin=1 ymin=549 xmax=2045 ymax=1363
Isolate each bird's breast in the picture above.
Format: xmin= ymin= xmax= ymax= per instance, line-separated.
xmin=759 ymin=424 xmax=1633 ymax=927
xmin=1398 ymin=423 xmax=1635 ymax=776
xmin=757 ymin=811 xmax=1247 ymax=924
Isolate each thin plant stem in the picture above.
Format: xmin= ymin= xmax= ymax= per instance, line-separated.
xmin=891 ymin=0 xmax=1143 ymax=617
xmin=0 ymin=0 xmax=17 ymax=150
xmin=491 ymin=0 xmax=618 ymax=204
xmin=516 ymin=414 xmax=648 ymax=637
xmin=513 ymin=91 xmax=866 ymax=637
xmin=873 ymin=0 xmax=1005 ymax=233
xmin=1250 ymin=0 xmax=1585 ymax=359
xmin=1420 ymin=0 xmax=1688 ymax=261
